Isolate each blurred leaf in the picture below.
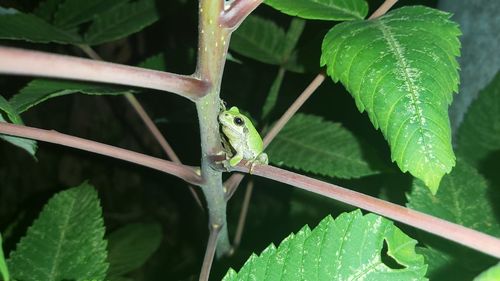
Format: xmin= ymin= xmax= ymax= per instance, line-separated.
xmin=407 ymin=158 xmax=500 ymax=237
xmin=0 ymin=234 xmax=9 ymax=281
xmin=261 ymin=67 xmax=285 ymax=120
xmin=283 ymin=18 xmax=306 ymax=59
xmin=264 ymin=0 xmax=368 ymax=21
xmin=33 ymin=0 xmax=63 ymax=22
xmin=457 ymin=72 xmax=500 ymax=167
xmin=138 ymin=53 xmax=166 ymax=71
xmin=10 ymin=79 xmax=134 ymax=114
xmin=107 ymin=223 xmax=162 ymax=277
xmin=321 ymin=6 xmax=461 ymax=193
xmin=0 ymin=95 xmax=37 ymax=157
xmin=267 ymin=114 xmax=378 ymax=178
xmin=474 ymin=263 xmax=500 ymax=281
xmin=7 ymin=182 xmax=108 ymax=281
xmin=223 ymin=210 xmax=426 ymax=280
xmin=231 ymin=15 xmax=286 ymax=65
xmin=0 ymin=7 xmax=80 ymax=44
xmin=84 ymin=0 xmax=159 ymax=45
xmin=417 ymin=246 xmax=477 ymax=281
xmin=54 ymin=0 xmax=129 ymax=28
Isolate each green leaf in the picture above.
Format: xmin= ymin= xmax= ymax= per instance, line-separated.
xmin=107 ymin=223 xmax=162 ymax=277
xmin=0 ymin=7 xmax=81 ymax=44
xmin=321 ymin=6 xmax=461 ymax=193
xmin=138 ymin=53 xmax=166 ymax=71
xmin=474 ymin=263 xmax=500 ymax=281
xmin=223 ymin=210 xmax=427 ymax=280
xmin=283 ymin=18 xmax=306 ymax=59
xmin=261 ymin=67 xmax=285 ymax=120
xmin=266 ymin=114 xmax=378 ymax=179
xmin=407 ymin=158 xmax=500 ymax=237
xmin=0 ymin=234 xmax=9 ymax=281
xmin=457 ymin=72 xmax=500 ymax=167
xmin=10 ymin=79 xmax=134 ymax=114
xmin=53 ymin=0 xmax=129 ymax=28
xmin=7 ymin=182 xmax=108 ymax=281
xmin=0 ymin=95 xmax=37 ymax=157
xmin=33 ymin=0 xmax=63 ymax=22
xmin=230 ymin=15 xmax=287 ymax=65
xmin=417 ymin=246 xmax=477 ymax=281
xmin=264 ymin=0 xmax=368 ymax=21
xmin=84 ymin=0 xmax=159 ymax=45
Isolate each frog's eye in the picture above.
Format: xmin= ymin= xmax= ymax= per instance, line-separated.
xmin=233 ymin=117 xmax=244 ymax=126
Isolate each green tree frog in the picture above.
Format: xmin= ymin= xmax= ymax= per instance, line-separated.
xmin=218 ymin=106 xmax=268 ymax=171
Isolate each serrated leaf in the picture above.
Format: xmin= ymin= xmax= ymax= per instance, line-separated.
xmin=266 ymin=114 xmax=378 ymax=178
xmin=0 ymin=7 xmax=81 ymax=43
xmin=84 ymin=0 xmax=159 ymax=46
xmin=107 ymin=223 xmax=162 ymax=277
xmin=53 ymin=0 xmax=129 ymax=28
xmin=264 ymin=0 xmax=368 ymax=21
xmin=10 ymin=79 xmax=134 ymax=114
xmin=0 ymin=95 xmax=37 ymax=157
xmin=321 ymin=6 xmax=461 ymax=193
xmin=0 ymin=234 xmax=9 ymax=281
xmin=474 ymin=263 xmax=500 ymax=281
xmin=407 ymin=158 xmax=500 ymax=237
xmin=7 ymin=182 xmax=108 ymax=281
xmin=223 ymin=210 xmax=427 ymax=280
xmin=457 ymin=72 xmax=500 ymax=167
xmin=230 ymin=15 xmax=286 ymax=65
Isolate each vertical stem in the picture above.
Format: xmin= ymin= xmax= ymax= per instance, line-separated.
xmin=195 ymin=0 xmax=232 ymax=255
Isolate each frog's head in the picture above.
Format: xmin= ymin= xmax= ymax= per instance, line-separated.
xmin=218 ymin=106 xmax=249 ymax=137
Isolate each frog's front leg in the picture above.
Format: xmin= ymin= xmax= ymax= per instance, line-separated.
xmin=227 ymin=152 xmax=243 ymax=168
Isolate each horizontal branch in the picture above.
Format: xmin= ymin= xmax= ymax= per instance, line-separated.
xmin=220 ymin=0 xmax=262 ymax=29
xmin=0 ymin=46 xmax=209 ymax=101
xmin=0 ymin=122 xmax=203 ymax=186
xmin=228 ymin=162 xmax=500 ymax=259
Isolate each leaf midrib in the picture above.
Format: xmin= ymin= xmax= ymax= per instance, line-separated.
xmin=307 ymin=0 xmax=364 ymax=19
xmin=377 ymin=21 xmax=434 ymax=164
xmin=47 ymin=195 xmax=77 ymax=281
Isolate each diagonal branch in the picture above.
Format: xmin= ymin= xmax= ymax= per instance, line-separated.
xmin=0 ymin=122 xmax=203 ymax=186
xmin=0 ymin=46 xmax=209 ymax=101
xmin=228 ymin=162 xmax=500 ymax=259
xmin=220 ymin=0 xmax=263 ymax=29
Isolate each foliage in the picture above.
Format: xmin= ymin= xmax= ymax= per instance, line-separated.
xmin=7 ymin=182 xmax=108 ymax=281
xmin=0 ymin=234 xmax=8 ymax=281
xmin=267 ymin=113 xmax=378 ymax=178
xmin=0 ymin=0 xmax=498 ymax=280
xmin=223 ymin=210 xmax=426 ymax=280
xmin=321 ymin=6 xmax=461 ymax=194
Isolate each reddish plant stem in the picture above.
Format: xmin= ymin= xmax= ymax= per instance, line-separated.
xmin=199 ymin=224 xmax=221 ymax=281
xmin=230 ymin=163 xmax=500 ymax=259
xmin=0 ymin=122 xmax=203 ymax=186
xmin=232 ymin=180 xmax=254 ymax=249
xmin=220 ymin=0 xmax=263 ymax=29
xmin=369 ymin=0 xmax=398 ymax=19
xmin=0 ymin=46 xmax=208 ymax=101
xmin=78 ymin=45 xmax=205 ymax=209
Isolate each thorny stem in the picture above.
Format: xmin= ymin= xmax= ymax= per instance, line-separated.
xmin=230 ymin=163 xmax=500 ymax=259
xmin=78 ymin=44 xmax=205 ymax=209
xmin=0 ymin=46 xmax=208 ymax=100
xmin=0 ymin=123 xmax=203 ymax=185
